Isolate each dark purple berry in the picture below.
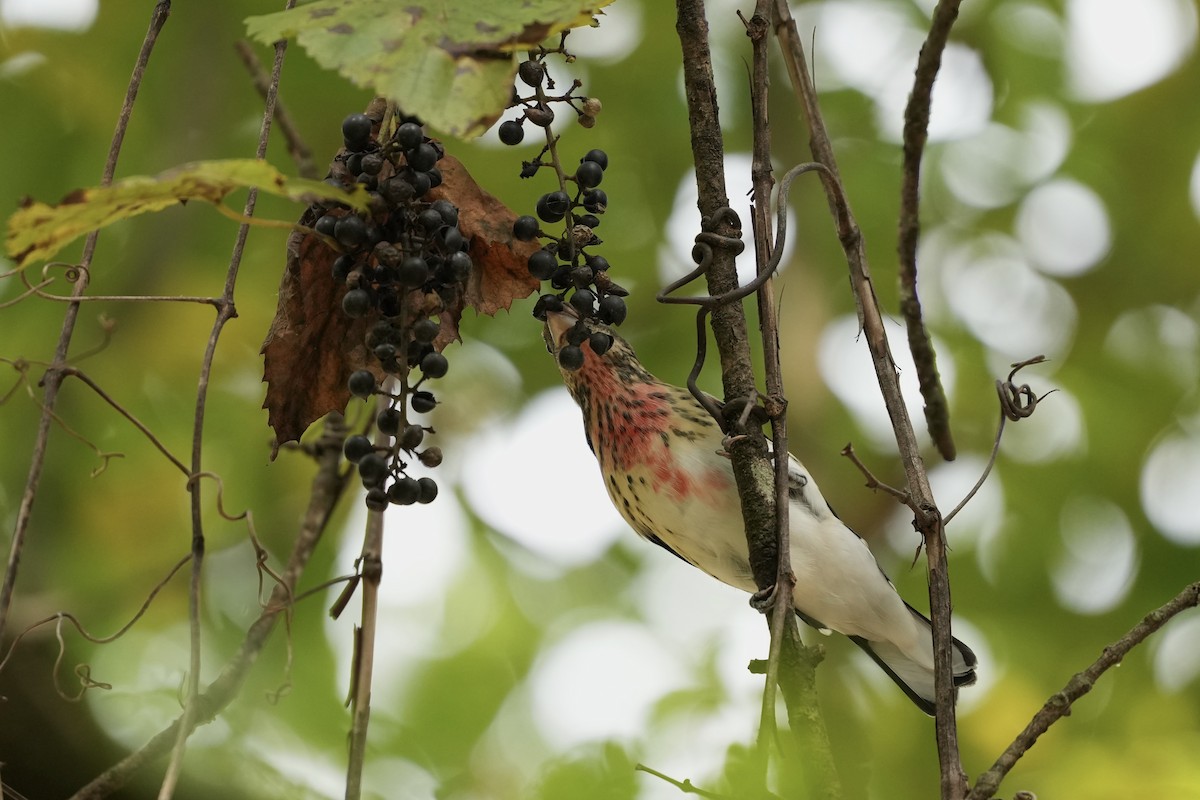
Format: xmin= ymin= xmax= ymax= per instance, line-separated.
xmin=418 ymin=208 xmax=443 ymax=231
xmin=348 ymin=369 xmax=376 ymax=399
xmin=598 ymin=294 xmax=627 ymax=325
xmin=408 ymin=143 xmax=438 ymax=172
xmin=344 ymin=435 xmax=374 ymax=463
xmin=388 ymin=477 xmax=421 ymax=505
xmin=396 ymin=122 xmax=423 ymax=150
xmin=550 ymin=267 xmax=572 ymax=290
xmin=446 ymin=251 xmax=472 ymax=282
xmin=342 ymin=288 xmax=371 ymax=318
xmin=499 ymin=120 xmax=525 ymax=146
xmin=528 ymin=249 xmax=557 ymax=280
xmin=376 ymin=407 xmax=402 ymax=435
xmin=513 ymin=215 xmax=540 ymax=241
xmin=411 ymin=391 xmax=437 ymax=414
xmin=413 ymin=317 xmax=440 ymax=344
xmin=419 ymin=447 xmax=443 ymax=468
xmin=582 ymin=189 xmax=608 ymax=214
xmin=570 ymin=288 xmax=596 ymax=315
xmin=432 ymin=200 xmax=458 ymax=227
xmin=581 ymin=149 xmax=608 ymax=170
xmin=558 ymin=345 xmax=585 ymax=371
xmin=417 ymin=477 xmax=438 ymax=504
xmin=588 ymin=331 xmax=613 ymax=355
xmin=438 ymin=226 xmax=464 ymax=253
xmin=575 ymin=160 xmax=604 ymax=189
xmin=536 ymin=191 xmax=571 ymax=223
xmin=420 ymin=351 xmax=449 ymax=379
xmin=399 ymin=424 xmax=425 ymax=450
xmin=335 ymin=215 xmax=367 ymax=248
xmin=357 ymin=453 xmax=388 ymax=487
xmin=365 ymin=488 xmax=389 ymax=511
xmin=408 ymin=170 xmax=431 ymax=198
xmin=397 ymin=256 xmax=430 ymax=287
xmin=566 ymin=319 xmax=589 ymax=346
xmin=342 ymin=113 xmax=373 ymax=148
xmin=315 ymin=213 xmax=339 ymax=237
xmin=333 ymin=254 xmax=356 ymax=281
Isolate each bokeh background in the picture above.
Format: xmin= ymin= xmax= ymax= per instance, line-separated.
xmin=1 ymin=0 xmax=1198 ymax=798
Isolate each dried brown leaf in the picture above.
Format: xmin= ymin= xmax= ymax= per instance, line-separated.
xmin=261 ymin=153 xmax=539 ymax=451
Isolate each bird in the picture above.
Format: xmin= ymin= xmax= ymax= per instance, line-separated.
xmin=542 ymin=309 xmax=977 ymax=714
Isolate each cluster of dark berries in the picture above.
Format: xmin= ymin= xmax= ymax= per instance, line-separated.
xmin=496 ymin=53 xmax=627 ymax=372
xmin=514 ymin=146 xmax=628 ymax=371
xmin=312 ymin=111 xmax=466 ymax=509
xmin=497 ymin=51 xmax=602 ymax=147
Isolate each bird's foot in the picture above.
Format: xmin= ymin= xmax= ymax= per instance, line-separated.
xmin=749 ymin=583 xmax=778 ymax=613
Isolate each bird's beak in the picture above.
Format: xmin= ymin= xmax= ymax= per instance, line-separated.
xmin=543 ymin=308 xmax=579 ymax=352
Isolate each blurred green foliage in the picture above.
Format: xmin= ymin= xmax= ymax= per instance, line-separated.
xmin=1 ymin=1 xmax=1198 ymax=799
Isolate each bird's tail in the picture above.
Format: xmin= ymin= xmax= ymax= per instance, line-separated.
xmin=848 ymin=603 xmax=977 ymax=716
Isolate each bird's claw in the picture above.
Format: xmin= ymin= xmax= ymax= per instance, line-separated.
xmin=749 ymin=583 xmax=778 ymax=613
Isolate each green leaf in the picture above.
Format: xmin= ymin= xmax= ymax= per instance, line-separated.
xmin=5 ymin=159 xmax=369 ymax=268
xmin=244 ymin=0 xmax=613 ymax=138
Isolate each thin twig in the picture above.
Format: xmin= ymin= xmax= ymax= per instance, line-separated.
xmin=840 ymin=443 xmax=912 ymax=506
xmin=234 ymin=40 xmax=318 ymax=180
xmin=770 ymin=2 xmax=966 ymax=795
xmin=0 ymin=556 xmax=191 ymax=682
xmin=945 ymin=356 xmax=1048 ymax=525
xmin=635 ymin=764 xmax=747 ymax=800
xmin=69 ymin=414 xmax=351 ymax=800
xmin=58 ymin=367 xmax=189 ymax=475
xmin=898 ymin=0 xmax=963 ymax=462
xmin=967 ymin=581 xmax=1200 ymax=800
xmin=160 ymin=4 xmax=296 ymax=795
xmin=0 ymin=0 xmax=171 ymax=649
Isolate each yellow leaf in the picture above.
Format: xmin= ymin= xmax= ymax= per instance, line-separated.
xmin=5 ymin=158 xmax=369 ymax=268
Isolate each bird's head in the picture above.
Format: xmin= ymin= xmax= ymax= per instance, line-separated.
xmin=540 ymin=306 xmax=650 ymax=400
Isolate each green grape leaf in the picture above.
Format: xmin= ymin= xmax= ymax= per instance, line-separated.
xmin=5 ymin=159 xmax=370 ymax=268
xmin=244 ymin=0 xmax=613 ymax=138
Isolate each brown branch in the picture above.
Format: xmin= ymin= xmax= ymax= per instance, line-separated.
xmin=0 ymin=0 xmax=171 ymax=650
xmin=673 ymin=4 xmax=787 ymax=795
xmin=742 ymin=0 xmax=789 ymax=753
xmin=770 ymin=3 xmax=966 ymax=796
xmin=898 ymin=1 xmax=963 ymax=463
xmin=344 ymin=402 xmax=387 ymax=800
xmin=967 ymin=581 xmax=1200 ymax=799
xmin=742 ymin=6 xmax=840 ymax=798
xmin=69 ymin=414 xmax=351 ymax=800
xmin=674 ymin=0 xmax=777 ymax=593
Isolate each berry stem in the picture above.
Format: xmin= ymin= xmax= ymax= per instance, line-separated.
xmin=533 ymin=83 xmax=578 ymax=265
